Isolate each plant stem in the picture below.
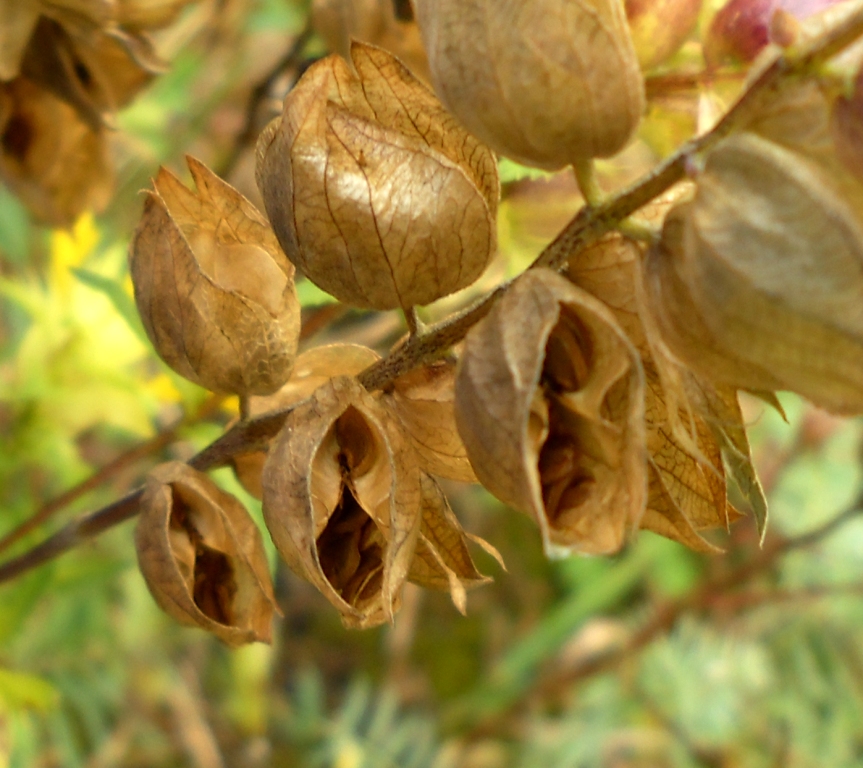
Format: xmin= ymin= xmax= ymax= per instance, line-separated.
xmin=0 ymin=4 xmax=861 ymax=584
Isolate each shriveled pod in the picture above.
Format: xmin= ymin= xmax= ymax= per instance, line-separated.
xmin=232 ymin=344 xmax=381 ymax=499
xmin=135 ymin=462 xmax=279 ymax=646
xmin=256 ymin=41 xmax=498 ymax=311
xmin=262 ymin=377 xmax=422 ymax=628
xmin=645 ymin=132 xmax=863 ymax=415
xmin=455 ymin=268 xmax=647 ymax=556
xmin=413 ymin=0 xmax=645 ymax=169
xmin=130 ymin=156 xmax=301 ymax=396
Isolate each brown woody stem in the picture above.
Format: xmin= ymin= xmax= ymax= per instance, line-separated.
xmin=1 ymin=5 xmax=862 ymax=585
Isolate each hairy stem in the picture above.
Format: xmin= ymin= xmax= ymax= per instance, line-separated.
xmin=1 ymin=5 xmax=862 ymax=585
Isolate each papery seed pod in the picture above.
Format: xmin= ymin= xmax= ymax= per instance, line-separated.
xmin=117 ymin=0 xmax=199 ymax=30
xmin=256 ymin=40 xmax=498 ymax=311
xmin=413 ymin=0 xmax=645 ymax=170
xmin=130 ymin=156 xmax=301 ymax=396
xmin=262 ymin=376 xmax=421 ymax=628
xmin=232 ymin=344 xmax=381 ymax=499
xmin=383 ymin=359 xmax=477 ymax=483
xmin=625 ymin=0 xmax=702 ymax=70
xmin=0 ymin=77 xmax=113 ymax=226
xmin=832 ymin=64 xmax=863 ymax=181
xmin=567 ymin=231 xmax=762 ymax=548
xmin=455 ymin=268 xmax=647 ymax=556
xmin=135 ymin=462 xmax=278 ymax=646
xmin=645 ymin=132 xmax=863 ymax=415
xmin=407 ymin=473 xmax=496 ymax=614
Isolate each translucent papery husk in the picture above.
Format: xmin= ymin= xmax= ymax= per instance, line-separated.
xmin=407 ymin=473 xmax=497 ymax=614
xmin=256 ymin=40 xmax=498 ymax=311
xmin=413 ymin=0 xmax=645 ymax=169
xmin=383 ymin=359 xmax=477 ymax=483
xmin=130 ymin=156 xmax=301 ymax=397
xmin=568 ymin=232 xmax=764 ymax=548
xmin=135 ymin=462 xmax=278 ymax=647
xmin=0 ymin=76 xmax=113 ymax=227
xmin=455 ymin=268 xmax=647 ymax=556
xmin=231 ymin=343 xmax=381 ymax=499
xmin=261 ymin=376 xmax=422 ymax=628
xmin=646 ymin=132 xmax=863 ymax=415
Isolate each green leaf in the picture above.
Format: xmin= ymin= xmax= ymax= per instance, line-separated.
xmin=71 ymin=268 xmax=148 ymax=343
xmin=0 ymin=668 xmax=59 ymax=712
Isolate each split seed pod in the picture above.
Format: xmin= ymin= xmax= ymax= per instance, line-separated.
xmin=256 ymin=40 xmax=499 ymax=311
xmin=413 ymin=0 xmax=645 ymax=169
xmin=455 ymin=268 xmax=647 ymax=556
xmin=130 ymin=156 xmax=301 ymax=396
xmin=135 ymin=462 xmax=278 ymax=646
xmin=262 ymin=376 xmax=421 ymax=628
xmin=645 ymin=132 xmax=863 ymax=415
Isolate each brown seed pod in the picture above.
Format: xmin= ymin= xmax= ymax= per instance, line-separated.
xmin=455 ymin=268 xmax=647 ymax=556
xmin=135 ymin=462 xmax=279 ymax=647
xmin=261 ymin=376 xmax=422 ymax=628
xmin=413 ymin=0 xmax=645 ymax=169
xmin=130 ymin=156 xmax=301 ymax=397
xmin=256 ymin=40 xmax=498 ymax=311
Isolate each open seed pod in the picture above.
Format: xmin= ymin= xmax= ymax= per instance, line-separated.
xmin=455 ymin=268 xmax=647 ymax=556
xmin=567 ymin=232 xmax=762 ymax=549
xmin=130 ymin=156 xmax=301 ymax=397
xmin=262 ymin=376 xmax=422 ymax=628
xmin=135 ymin=462 xmax=278 ymax=647
xmin=645 ymin=132 xmax=863 ymax=415
xmin=413 ymin=0 xmax=645 ymax=169
xmin=256 ymin=40 xmax=498 ymax=311
xmin=232 ymin=343 xmax=381 ymax=499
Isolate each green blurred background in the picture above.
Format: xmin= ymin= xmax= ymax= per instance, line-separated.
xmin=1 ymin=1 xmax=863 ymax=766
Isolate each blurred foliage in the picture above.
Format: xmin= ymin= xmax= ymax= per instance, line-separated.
xmin=0 ymin=1 xmax=862 ymax=767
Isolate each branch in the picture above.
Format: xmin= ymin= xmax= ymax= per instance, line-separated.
xmin=1 ymin=4 xmax=862 ymax=586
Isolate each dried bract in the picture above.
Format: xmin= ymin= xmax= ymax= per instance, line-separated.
xmin=408 ymin=473 xmax=494 ymax=614
xmin=130 ymin=156 xmax=300 ymax=396
xmin=645 ymin=132 xmax=863 ymax=415
xmin=413 ymin=0 xmax=645 ymax=169
xmin=455 ymin=269 xmax=647 ymax=555
xmin=262 ymin=377 xmax=421 ymax=628
xmin=135 ymin=462 xmax=278 ymax=646
xmin=256 ymin=40 xmax=498 ymax=311
xmin=384 ymin=359 xmax=477 ymax=483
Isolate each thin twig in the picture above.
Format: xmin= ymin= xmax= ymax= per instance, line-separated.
xmin=0 ymin=5 xmax=861 ymax=586
xmin=217 ymin=21 xmax=314 ymax=179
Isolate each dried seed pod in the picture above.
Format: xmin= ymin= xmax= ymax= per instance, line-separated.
xmin=645 ymin=132 xmax=863 ymax=415
xmin=256 ymin=40 xmax=498 ymax=311
xmin=262 ymin=376 xmax=421 ymax=628
xmin=383 ymin=359 xmax=477 ymax=483
xmin=413 ymin=0 xmax=645 ymax=169
xmin=408 ymin=473 xmax=495 ymax=614
xmin=455 ymin=268 xmax=647 ymax=556
xmin=232 ymin=343 xmax=381 ymax=499
xmin=135 ymin=462 xmax=278 ymax=646
xmin=130 ymin=156 xmax=301 ymax=396
xmin=0 ymin=77 xmax=113 ymax=226
xmin=568 ymin=232 xmax=761 ymax=548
